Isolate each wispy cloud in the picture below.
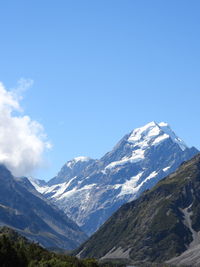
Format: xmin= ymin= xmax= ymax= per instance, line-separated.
xmin=0 ymin=80 xmax=51 ymax=176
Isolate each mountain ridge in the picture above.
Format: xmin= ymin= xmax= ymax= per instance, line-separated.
xmin=0 ymin=164 xmax=87 ymax=250
xmin=75 ymin=153 xmax=200 ymax=266
xmin=30 ymin=122 xmax=199 ymax=235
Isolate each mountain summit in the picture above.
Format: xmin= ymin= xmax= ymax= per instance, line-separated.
xmin=30 ymin=122 xmax=198 ymax=235
xmin=76 ymin=154 xmax=200 ymax=266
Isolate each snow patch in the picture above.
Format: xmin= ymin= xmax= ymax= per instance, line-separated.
xmin=163 ymin=166 xmax=171 ymax=172
xmin=57 ymin=183 xmax=96 ymax=200
xmin=66 ymin=156 xmax=91 ymax=168
xmin=74 ymin=156 xmax=91 ymax=162
xmin=159 ymin=122 xmax=187 ymax=151
xmin=148 ymin=125 xmax=161 ymax=137
xmin=128 ymin=121 xmax=159 ymax=143
xmin=113 ymin=184 xmax=122 ymax=190
xmin=132 ymin=170 xmax=158 ymax=193
xmin=51 ymin=176 xmax=77 ymax=198
xmin=127 ymin=121 xmax=188 ymax=152
xmin=152 ymin=134 xmax=169 ymax=146
xmin=57 ymin=187 xmax=78 ymax=199
xmin=145 ymin=171 xmax=158 ymax=180
xmin=105 ymin=149 xmax=145 ymax=169
xmin=119 ymin=170 xmax=158 ymax=198
xmin=118 ymin=172 xmax=143 ymax=196
xmin=29 ymin=178 xmax=50 ymax=194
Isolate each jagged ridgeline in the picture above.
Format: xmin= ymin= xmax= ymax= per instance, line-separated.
xmin=0 ymin=227 xmax=98 ymax=267
xmin=30 ymin=121 xmax=198 ymax=236
xmin=0 ymin=165 xmax=87 ymax=250
xmin=76 ymin=154 xmax=200 ymax=266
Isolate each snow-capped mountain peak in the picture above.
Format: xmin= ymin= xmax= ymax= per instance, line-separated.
xmin=30 ymin=121 xmax=198 ymax=235
xmin=158 ymin=122 xmax=187 ymax=151
xmin=128 ymin=121 xmax=187 ymax=151
xmin=128 ymin=121 xmax=162 ymax=144
xmin=66 ymin=156 xmax=92 ymax=168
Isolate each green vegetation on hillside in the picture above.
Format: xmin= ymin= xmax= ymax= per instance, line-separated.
xmin=0 ymin=227 xmax=97 ymax=267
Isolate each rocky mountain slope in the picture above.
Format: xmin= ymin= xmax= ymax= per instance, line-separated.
xmin=30 ymin=121 xmax=198 ymax=235
xmin=76 ymin=153 xmax=200 ymax=266
xmin=0 ymin=164 xmax=87 ymax=250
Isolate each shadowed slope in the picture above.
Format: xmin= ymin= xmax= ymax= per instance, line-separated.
xmin=0 ymin=165 xmax=87 ymax=250
xmin=76 ymin=154 xmax=200 ymax=266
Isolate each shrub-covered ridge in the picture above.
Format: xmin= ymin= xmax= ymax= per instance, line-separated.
xmin=0 ymin=227 xmax=97 ymax=267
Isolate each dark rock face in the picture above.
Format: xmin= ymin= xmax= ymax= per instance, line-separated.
xmin=76 ymin=154 xmax=200 ymax=266
xmin=30 ymin=122 xmax=198 ymax=236
xmin=0 ymin=165 xmax=87 ymax=250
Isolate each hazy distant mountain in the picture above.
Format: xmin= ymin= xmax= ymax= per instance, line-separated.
xmin=76 ymin=154 xmax=200 ymax=266
xmin=30 ymin=121 xmax=198 ymax=235
xmin=0 ymin=165 xmax=87 ymax=250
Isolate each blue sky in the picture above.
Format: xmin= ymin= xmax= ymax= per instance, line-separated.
xmin=1 ymin=0 xmax=200 ymax=180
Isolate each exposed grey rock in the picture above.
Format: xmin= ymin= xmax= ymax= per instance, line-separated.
xmin=30 ymin=122 xmax=199 ymax=236
xmin=0 ymin=165 xmax=87 ymax=250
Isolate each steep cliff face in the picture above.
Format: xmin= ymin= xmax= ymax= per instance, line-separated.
xmin=0 ymin=165 xmax=87 ymax=250
xmin=76 ymin=154 xmax=200 ymax=266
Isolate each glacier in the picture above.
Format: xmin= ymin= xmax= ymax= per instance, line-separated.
xmin=29 ymin=121 xmax=198 ymax=235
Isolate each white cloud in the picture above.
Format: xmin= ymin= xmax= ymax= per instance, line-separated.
xmin=0 ymin=80 xmax=51 ymax=176
xmin=11 ymin=78 xmax=34 ymax=103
